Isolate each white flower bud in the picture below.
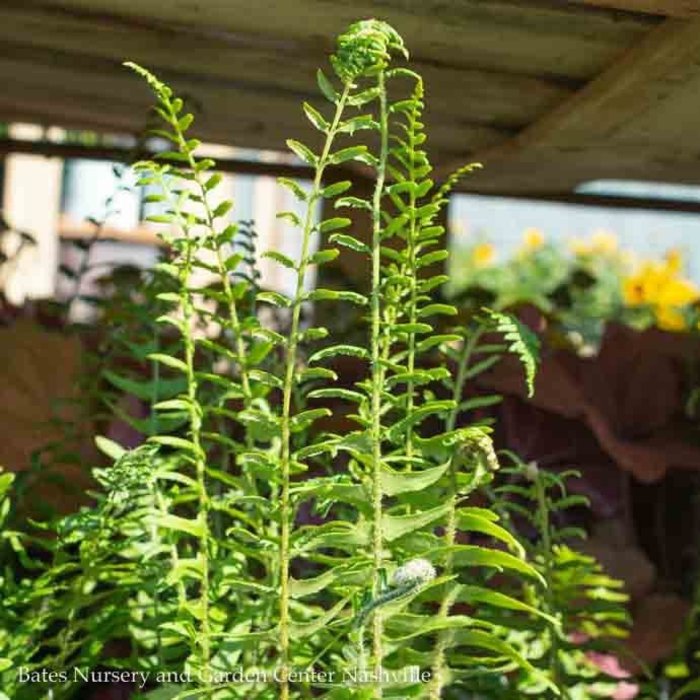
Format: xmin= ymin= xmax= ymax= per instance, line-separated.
xmin=392 ymin=558 xmax=436 ymax=588
xmin=524 ymin=461 xmax=539 ymax=482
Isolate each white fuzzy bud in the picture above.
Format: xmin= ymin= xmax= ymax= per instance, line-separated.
xmin=524 ymin=460 xmax=539 ymax=482
xmin=392 ymin=558 xmax=436 ymax=588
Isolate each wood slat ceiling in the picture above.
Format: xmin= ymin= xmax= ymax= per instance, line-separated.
xmin=4 ymin=0 xmax=700 ymax=195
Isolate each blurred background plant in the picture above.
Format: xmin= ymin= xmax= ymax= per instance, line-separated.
xmin=449 ymin=228 xmax=700 ymax=350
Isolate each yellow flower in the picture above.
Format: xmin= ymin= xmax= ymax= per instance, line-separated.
xmin=471 ymin=242 xmax=495 ymax=268
xmin=621 ymin=254 xmax=699 ymax=332
xmin=569 ymin=237 xmax=591 ymax=255
xmin=622 ymin=261 xmax=661 ymax=306
xmin=570 ymin=230 xmax=618 ymax=256
xmin=590 ymin=229 xmax=618 ymax=254
xmin=521 ymin=227 xmax=545 ymax=251
xmin=665 ymin=248 xmax=683 ymax=274
xmin=655 ymin=305 xmax=687 ymax=332
xmin=622 ymin=276 xmax=646 ymax=306
xmin=657 ymin=277 xmax=699 ymax=307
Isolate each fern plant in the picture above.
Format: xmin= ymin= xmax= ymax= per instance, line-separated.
xmin=0 ymin=18 xmax=565 ymax=700
xmin=484 ymin=457 xmax=633 ymax=699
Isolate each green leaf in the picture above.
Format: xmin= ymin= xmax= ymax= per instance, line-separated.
xmin=337 ymin=114 xmax=378 ymax=135
xmin=278 ymin=177 xmax=308 ymax=201
xmin=303 ymin=102 xmax=330 ymax=132
xmin=156 ymin=513 xmax=205 ymax=538
xmin=257 ymin=291 xmax=292 ymax=308
xmin=416 ymin=334 xmax=461 ymax=352
xmin=248 ymin=369 xmax=284 ymax=389
xmin=387 ymin=400 xmax=455 ymax=441
xmin=166 ymin=557 xmax=204 ymax=584
xmin=0 ymin=473 xmax=14 ymax=500
xmin=481 ymin=309 xmax=540 ymax=397
xmin=458 ymin=585 xmax=556 ymax=624
xmin=308 ymin=289 xmax=367 ymax=306
xmin=290 ymin=598 xmax=347 ymax=639
xmin=392 ymin=323 xmax=433 ymax=335
xmin=383 ymin=503 xmax=450 ymax=542
xmin=286 ymin=139 xmax=317 ymax=166
xmin=299 ymin=367 xmax=338 ymax=382
xmin=673 ymin=679 xmax=700 ymax=699
xmin=390 ymin=623 xmax=535 ymax=675
xmin=329 ymin=146 xmax=368 ymax=166
xmin=318 ymin=217 xmax=351 ymax=234
xmin=417 ymin=303 xmax=457 ymax=317
xmin=430 ymin=545 xmax=544 ymax=584
xmin=335 ymin=196 xmax=372 ymax=211
xmin=148 ymin=353 xmax=188 ymax=373
xmin=309 ymin=248 xmax=340 ymax=265
xmin=154 ymin=398 xmax=191 ymax=412
xmin=417 ymin=250 xmax=449 ymax=268
xmin=204 ymin=173 xmax=222 ymax=191
xmin=94 ymin=436 xmax=126 ymax=461
xmin=290 ymin=568 xmax=343 ymax=598
xmin=212 ymin=200 xmax=233 ymax=219
xmin=381 ymin=462 xmax=448 ymax=496
xmin=457 ymin=509 xmax=524 ymax=556
xmin=149 ymin=435 xmax=201 ymax=456
xmin=290 ymin=408 xmax=332 ymax=432
xmin=316 ymin=69 xmax=337 ymax=103
xmin=104 ymin=370 xmax=186 ymax=402
xmin=262 ymin=250 xmax=297 ymax=270
xmin=307 ymin=388 xmax=364 ymax=402
xmin=140 ymin=685 xmax=181 ymax=700
xmin=322 ymin=180 xmax=352 ymax=198
xmin=328 ymin=233 xmax=369 ymax=253
xmin=308 ymin=344 xmax=369 ymax=363
xmin=277 ymin=210 xmax=302 ymax=227
xmin=347 ymin=87 xmax=381 ymax=106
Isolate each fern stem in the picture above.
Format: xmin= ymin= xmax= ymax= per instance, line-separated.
xmin=403 ymin=82 xmax=421 ymax=463
xmin=172 ymin=117 xmax=255 ymax=425
xmin=180 ymin=239 xmax=213 ymax=693
xmin=156 ymin=166 xmax=213 ymax=689
xmin=429 ymin=327 xmax=482 ymax=700
xmin=533 ymin=466 xmax=566 ymax=698
xmin=278 ymin=84 xmax=351 ymax=700
xmin=370 ymin=68 xmax=390 ymax=697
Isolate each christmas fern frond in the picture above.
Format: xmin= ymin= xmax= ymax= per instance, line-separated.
xmin=482 ymin=308 xmax=540 ymax=397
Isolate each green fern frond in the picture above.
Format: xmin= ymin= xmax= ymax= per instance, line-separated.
xmin=482 ymin=308 xmax=540 ymax=397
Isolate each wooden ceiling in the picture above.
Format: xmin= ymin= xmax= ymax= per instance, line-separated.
xmin=4 ymin=0 xmax=700 ymax=196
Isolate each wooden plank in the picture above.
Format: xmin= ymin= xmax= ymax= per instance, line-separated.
xmin=578 ymin=0 xmax=700 ymax=18
xmin=460 ymin=189 xmax=700 ymax=214
xmin=0 ymin=37 xmax=513 ymax=154
xmin=0 ymin=5 xmax=573 ymax=129
xmin=11 ymin=136 xmax=700 ymax=214
xmin=58 ymin=214 xmax=162 ymax=246
xmin=439 ymin=16 xmax=700 ymax=191
xmin=21 ymin=0 xmax=655 ymax=79
xmin=0 ymin=137 xmax=319 ymax=180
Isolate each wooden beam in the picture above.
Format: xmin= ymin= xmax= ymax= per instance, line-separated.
xmin=58 ymin=214 xmax=162 ymax=246
xmin=0 ymin=137 xmax=321 ymax=180
xmin=8 ymin=137 xmax=700 ymax=214
xmin=459 ymin=189 xmax=700 ymax=214
xmin=439 ymin=16 xmax=700 ymax=191
xmin=0 ymin=5 xmax=573 ymax=130
xmin=578 ymin=0 xmax=700 ymax=18
xmin=21 ymin=0 xmax=654 ymax=80
xmin=0 ymin=43 xmax=511 ymax=162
